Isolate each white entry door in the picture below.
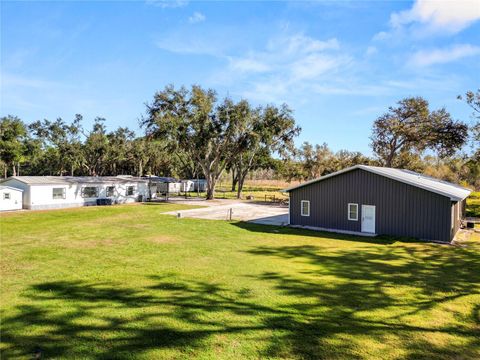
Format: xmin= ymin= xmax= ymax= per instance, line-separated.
xmin=361 ymin=205 xmax=376 ymax=233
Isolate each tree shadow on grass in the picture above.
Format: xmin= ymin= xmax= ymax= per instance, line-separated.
xmin=2 ymin=245 xmax=479 ymax=359
xmin=245 ymin=242 xmax=480 ymax=359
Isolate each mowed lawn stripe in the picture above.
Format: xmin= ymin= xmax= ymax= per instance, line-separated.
xmin=1 ymin=203 xmax=479 ymax=359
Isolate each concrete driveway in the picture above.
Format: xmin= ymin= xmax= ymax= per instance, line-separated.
xmin=164 ymin=199 xmax=288 ymax=226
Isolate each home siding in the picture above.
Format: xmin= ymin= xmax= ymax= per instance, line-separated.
xmin=289 ymin=168 xmax=452 ymax=242
xmin=1 ymin=179 xmax=30 ymax=208
xmin=1 ymin=179 xmax=150 ymax=210
xmin=0 ymin=188 xmax=23 ymax=211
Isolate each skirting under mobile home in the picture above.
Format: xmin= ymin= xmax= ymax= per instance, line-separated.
xmin=284 ymin=166 xmax=471 ymax=242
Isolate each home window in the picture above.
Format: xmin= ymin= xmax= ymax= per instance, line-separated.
xmin=301 ymin=200 xmax=310 ymax=216
xmin=3 ymin=193 xmax=10 ymax=200
xmin=52 ymin=188 xmax=66 ymax=200
xmin=82 ymin=187 xmax=98 ymax=198
xmin=106 ymin=186 xmax=115 ymax=197
xmin=126 ymin=186 xmax=135 ymax=196
xmin=348 ymin=203 xmax=358 ymax=221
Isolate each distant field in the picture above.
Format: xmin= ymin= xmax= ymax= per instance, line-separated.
xmin=466 ymin=192 xmax=480 ymax=218
xmin=1 ymin=204 xmax=479 ymax=359
xmin=191 ymin=180 xmax=291 ymax=201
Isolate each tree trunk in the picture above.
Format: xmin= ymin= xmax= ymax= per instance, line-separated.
xmin=4 ymin=166 xmax=7 ymax=179
xmin=138 ymin=160 xmax=143 ymax=177
xmin=385 ymin=152 xmax=394 ymax=167
xmin=236 ymin=176 xmax=244 ymax=199
xmin=71 ymin=164 xmax=75 ymax=176
xmin=231 ymin=168 xmax=238 ymax=192
xmin=12 ymin=163 xmax=16 ymax=177
xmin=206 ymin=174 xmax=216 ymax=200
xmin=236 ymin=170 xmax=249 ymax=199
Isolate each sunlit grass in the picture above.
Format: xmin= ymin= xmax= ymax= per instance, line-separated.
xmin=1 ymin=204 xmax=479 ymax=359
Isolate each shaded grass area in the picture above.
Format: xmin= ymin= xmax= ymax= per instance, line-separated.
xmin=1 ymin=204 xmax=480 ymax=359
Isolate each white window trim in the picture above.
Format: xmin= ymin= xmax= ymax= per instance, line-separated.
xmin=126 ymin=186 xmax=135 ymax=196
xmin=4 ymin=192 xmax=10 ymax=200
xmin=300 ymin=200 xmax=310 ymax=217
xmin=52 ymin=187 xmax=66 ymax=200
xmin=348 ymin=203 xmax=358 ymax=221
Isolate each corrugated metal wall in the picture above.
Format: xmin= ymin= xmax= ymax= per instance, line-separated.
xmin=289 ymin=168 xmax=452 ymax=242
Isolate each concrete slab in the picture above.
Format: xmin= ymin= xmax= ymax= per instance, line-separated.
xmin=164 ymin=200 xmax=289 ymax=226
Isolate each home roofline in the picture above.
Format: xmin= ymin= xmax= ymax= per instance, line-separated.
xmin=0 ymin=185 xmax=24 ymax=192
xmin=1 ymin=176 xmax=149 ymax=185
xmin=282 ymin=165 xmax=471 ymax=201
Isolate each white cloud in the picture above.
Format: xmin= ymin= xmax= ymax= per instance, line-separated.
xmin=211 ymin=33 xmax=352 ymax=103
xmin=409 ymin=44 xmax=480 ymax=67
xmin=372 ymin=31 xmax=391 ymax=41
xmin=267 ymin=35 xmax=339 ymax=54
xmin=290 ymin=54 xmax=339 ymax=81
xmin=145 ymin=0 xmax=188 ymax=8
xmin=228 ymin=57 xmax=271 ymax=73
xmin=226 ymin=34 xmax=343 ymax=78
xmin=188 ymin=12 xmax=206 ymax=24
xmin=365 ymin=46 xmax=377 ymax=56
xmin=391 ymin=0 xmax=480 ymax=33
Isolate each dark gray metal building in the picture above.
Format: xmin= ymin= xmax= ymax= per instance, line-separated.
xmin=284 ymin=165 xmax=471 ymax=242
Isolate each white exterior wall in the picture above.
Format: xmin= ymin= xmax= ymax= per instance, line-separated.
xmin=156 ymin=182 xmax=182 ymax=194
xmin=1 ymin=179 xmax=149 ymax=210
xmin=0 ymin=188 xmax=23 ymax=211
xmin=1 ymin=179 xmax=30 ymax=208
xmin=181 ymin=180 xmax=195 ymax=192
xmin=191 ymin=180 xmax=207 ymax=192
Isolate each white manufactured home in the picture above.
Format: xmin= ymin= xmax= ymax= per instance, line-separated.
xmin=190 ymin=179 xmax=207 ymax=192
xmin=0 ymin=176 xmax=149 ymax=210
xmin=146 ymin=176 xmax=182 ymax=197
xmin=181 ymin=180 xmax=195 ymax=192
xmin=0 ymin=186 xmax=23 ymax=211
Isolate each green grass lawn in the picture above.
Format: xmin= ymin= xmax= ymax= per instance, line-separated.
xmin=1 ymin=204 xmax=479 ymax=359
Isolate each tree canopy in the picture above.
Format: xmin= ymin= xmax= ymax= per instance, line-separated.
xmin=142 ymin=85 xmax=300 ymax=199
xmin=370 ymin=97 xmax=468 ymax=167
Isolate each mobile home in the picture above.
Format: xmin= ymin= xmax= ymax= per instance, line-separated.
xmin=191 ymin=179 xmax=207 ymax=192
xmin=0 ymin=186 xmax=23 ymax=211
xmin=1 ymin=176 xmax=149 ymax=210
xmin=146 ymin=177 xmax=182 ymax=197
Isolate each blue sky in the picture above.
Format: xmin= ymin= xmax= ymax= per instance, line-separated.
xmin=1 ymin=0 xmax=479 ymax=154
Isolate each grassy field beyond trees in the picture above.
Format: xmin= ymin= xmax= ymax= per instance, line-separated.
xmin=467 ymin=192 xmax=480 ymax=218
xmin=1 ymin=204 xmax=479 ymax=359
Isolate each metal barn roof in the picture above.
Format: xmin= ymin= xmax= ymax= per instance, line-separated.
xmin=1 ymin=176 xmax=148 ymax=185
xmin=283 ymin=165 xmax=472 ymax=201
